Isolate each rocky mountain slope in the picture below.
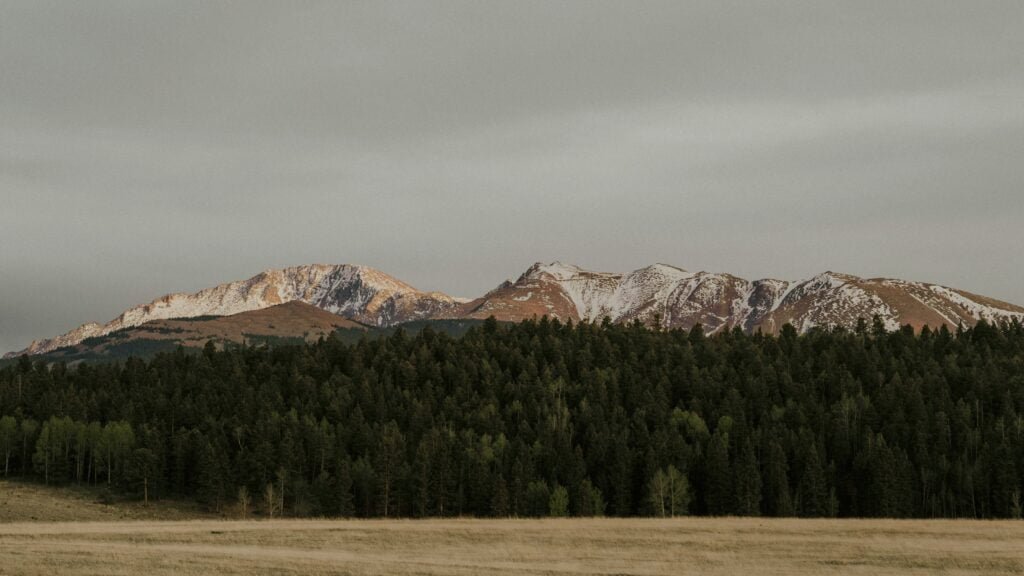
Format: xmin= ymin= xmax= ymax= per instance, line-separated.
xmin=9 ymin=262 xmax=1024 ymax=358
xmin=33 ymin=301 xmax=366 ymax=362
xmin=459 ymin=262 xmax=1024 ymax=334
xmin=11 ymin=264 xmax=459 ymax=357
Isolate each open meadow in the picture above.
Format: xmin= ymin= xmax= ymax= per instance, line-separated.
xmin=2 ymin=483 xmax=1023 ymax=576
xmin=3 ymin=517 xmax=1024 ymax=576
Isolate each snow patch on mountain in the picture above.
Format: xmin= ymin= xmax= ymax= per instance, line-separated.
xmin=10 ymin=264 xmax=457 ymax=357
xmin=929 ymin=286 xmax=1024 ymax=323
xmin=9 ymin=261 xmax=1024 ymax=358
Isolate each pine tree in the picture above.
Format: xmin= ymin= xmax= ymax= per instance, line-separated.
xmin=797 ymin=443 xmax=827 ymax=517
xmin=526 ymin=481 xmax=550 ymax=517
xmin=336 ymin=457 xmax=355 ymax=517
xmin=577 ymin=478 xmax=605 ymax=517
xmin=734 ymin=440 xmax=762 ymax=516
xmin=376 ymin=422 xmax=404 ymax=518
xmin=763 ymin=440 xmax=793 ymax=516
xmin=611 ymin=437 xmax=633 ymax=516
xmin=705 ymin=430 xmax=733 ymax=515
xmin=492 ymin=476 xmax=511 ymax=517
xmin=197 ymin=441 xmax=227 ymax=512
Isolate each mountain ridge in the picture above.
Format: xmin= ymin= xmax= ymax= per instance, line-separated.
xmin=8 ymin=261 xmax=1024 ymax=357
xmin=26 ymin=301 xmax=367 ymax=362
xmin=10 ymin=264 xmax=459 ymax=357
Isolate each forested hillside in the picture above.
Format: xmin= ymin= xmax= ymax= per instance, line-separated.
xmin=1 ymin=316 xmax=1023 ymax=519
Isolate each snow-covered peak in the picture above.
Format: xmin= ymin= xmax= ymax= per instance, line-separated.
xmin=11 ymin=261 xmax=1024 ymax=358
xmin=521 ymin=261 xmax=589 ymax=281
xmin=634 ymin=263 xmax=691 ymax=279
xmin=800 ymin=271 xmax=856 ymax=292
xmin=10 ymin=264 xmax=458 ymax=356
xmin=928 ymin=286 xmax=1024 ymax=323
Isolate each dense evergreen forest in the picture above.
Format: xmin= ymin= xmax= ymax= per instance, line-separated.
xmin=2 ymin=316 xmax=1023 ymax=519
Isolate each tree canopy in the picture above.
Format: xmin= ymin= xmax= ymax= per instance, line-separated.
xmin=1 ymin=317 xmax=1023 ymax=519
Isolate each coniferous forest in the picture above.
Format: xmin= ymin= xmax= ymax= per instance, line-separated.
xmin=1 ymin=316 xmax=1023 ymax=519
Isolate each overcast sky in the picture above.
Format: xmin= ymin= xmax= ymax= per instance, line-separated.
xmin=2 ymin=1 xmax=1023 ymax=353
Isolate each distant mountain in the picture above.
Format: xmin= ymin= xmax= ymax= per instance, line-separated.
xmin=10 ymin=264 xmax=459 ymax=357
xmin=457 ymin=262 xmax=790 ymax=331
xmin=466 ymin=262 xmax=1024 ymax=334
xmin=28 ymin=301 xmax=365 ymax=362
xmin=8 ymin=261 xmax=1024 ymax=358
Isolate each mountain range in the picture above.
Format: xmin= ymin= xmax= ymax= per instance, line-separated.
xmin=8 ymin=262 xmax=1024 ymax=359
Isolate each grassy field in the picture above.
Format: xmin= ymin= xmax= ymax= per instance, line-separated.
xmin=0 ymin=480 xmax=214 ymax=523
xmin=2 ymin=482 xmax=1023 ymax=575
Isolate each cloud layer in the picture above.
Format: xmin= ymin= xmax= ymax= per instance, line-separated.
xmin=2 ymin=1 xmax=1023 ymax=353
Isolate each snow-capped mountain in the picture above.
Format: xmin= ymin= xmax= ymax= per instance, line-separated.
xmin=8 ymin=261 xmax=1024 ymax=358
xmin=11 ymin=264 xmax=459 ymax=357
xmin=460 ymin=262 xmax=1024 ymax=334
xmin=458 ymin=262 xmax=788 ymax=331
xmin=753 ymin=273 xmax=1024 ymax=335
xmin=26 ymin=301 xmax=368 ymax=362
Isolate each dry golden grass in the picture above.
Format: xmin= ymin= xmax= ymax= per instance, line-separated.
xmin=2 ymin=516 xmax=1023 ymax=575
xmin=2 ymin=482 xmax=1023 ymax=575
xmin=0 ymin=480 xmax=213 ymax=523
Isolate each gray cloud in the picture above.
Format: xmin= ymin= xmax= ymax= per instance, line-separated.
xmin=2 ymin=1 xmax=1023 ymax=353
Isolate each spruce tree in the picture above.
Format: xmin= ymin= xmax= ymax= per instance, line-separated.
xmin=336 ymin=457 xmax=355 ymax=517
xmin=492 ymin=476 xmax=511 ymax=517
xmin=705 ymin=430 xmax=733 ymax=515
xmin=764 ymin=440 xmax=793 ymax=516
xmin=797 ymin=443 xmax=827 ymax=517
xmin=734 ymin=440 xmax=762 ymax=516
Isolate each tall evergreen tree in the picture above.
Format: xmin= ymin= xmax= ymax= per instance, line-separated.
xmin=734 ymin=439 xmax=762 ymax=516
xmin=763 ymin=440 xmax=793 ymax=517
xmin=705 ymin=430 xmax=733 ymax=515
xmin=336 ymin=457 xmax=355 ymax=517
xmin=797 ymin=443 xmax=827 ymax=517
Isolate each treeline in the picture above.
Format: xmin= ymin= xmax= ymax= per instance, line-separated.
xmin=1 ymin=316 xmax=1023 ymax=519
